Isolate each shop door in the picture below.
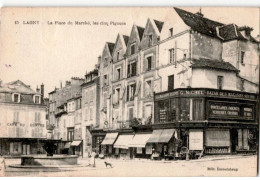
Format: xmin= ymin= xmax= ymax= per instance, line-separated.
xmin=129 ymin=147 xmax=134 ymax=159
xmin=231 ymin=129 xmax=238 ymax=153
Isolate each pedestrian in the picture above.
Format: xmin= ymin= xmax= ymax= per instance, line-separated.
xmin=90 ymin=151 xmax=96 ymax=167
xmin=151 ymin=146 xmax=155 ymax=160
xmin=0 ymin=155 xmax=6 ymax=177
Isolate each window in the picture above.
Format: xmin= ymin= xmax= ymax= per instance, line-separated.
xmin=147 ymin=56 xmax=152 ymax=71
xmin=34 ymin=95 xmax=40 ymax=104
xmin=90 ymin=107 xmax=93 ymax=121
xmin=13 ymin=93 xmax=20 ymax=103
xmin=104 ymin=57 xmax=108 ymax=67
xmin=117 ymin=51 xmax=120 ymax=61
xmin=145 ymin=105 xmax=152 ymax=123
xmin=145 ymin=80 xmax=152 ymax=98
xmin=67 ymin=128 xmax=74 ymax=141
xmin=148 ymin=34 xmax=153 ymax=46
xmin=130 ymin=43 xmax=136 ymax=55
xmin=217 ymin=76 xmax=223 ymax=90
xmin=168 ymin=75 xmax=174 ymax=91
xmin=241 ymin=79 xmax=245 ymax=91
xmin=116 ymin=68 xmax=121 ymax=80
xmin=127 ymin=62 xmax=137 ymax=77
xmin=127 ymin=83 xmax=136 ymax=101
xmin=169 ymin=28 xmax=173 ymax=37
xmin=104 ymin=74 xmax=108 ymax=85
xmin=169 ymin=48 xmax=175 ymax=64
xmin=241 ymin=51 xmax=245 ymax=64
xmin=113 ymin=88 xmax=120 ymax=105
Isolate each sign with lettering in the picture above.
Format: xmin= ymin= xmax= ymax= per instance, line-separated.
xmin=155 ymin=89 xmax=257 ymax=101
xmin=209 ymin=101 xmax=254 ymax=120
xmin=189 ymin=129 xmax=203 ymax=150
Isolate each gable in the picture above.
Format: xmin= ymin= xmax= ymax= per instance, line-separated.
xmin=126 ymin=25 xmax=142 ymax=56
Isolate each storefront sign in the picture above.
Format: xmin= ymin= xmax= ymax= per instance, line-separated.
xmin=7 ymin=122 xmax=25 ymax=127
xmin=159 ymin=109 xmax=167 ymax=121
xmin=155 ymin=89 xmax=257 ymax=101
xmin=209 ymin=101 xmax=254 ymax=120
xmin=30 ymin=123 xmax=45 ymax=127
xmin=189 ymin=129 xmax=203 ymax=150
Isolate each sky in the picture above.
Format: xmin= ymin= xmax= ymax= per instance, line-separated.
xmin=0 ymin=7 xmax=259 ymax=97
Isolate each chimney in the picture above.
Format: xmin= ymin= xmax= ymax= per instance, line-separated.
xmin=65 ymin=81 xmax=71 ymax=86
xmin=239 ymin=26 xmax=253 ymax=38
xmin=41 ymin=83 xmax=44 ymax=103
xmin=36 ymin=85 xmax=40 ymax=93
xmin=98 ymin=56 xmax=101 ymax=65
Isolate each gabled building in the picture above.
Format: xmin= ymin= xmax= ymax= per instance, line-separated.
xmin=0 ymin=80 xmax=47 ymax=155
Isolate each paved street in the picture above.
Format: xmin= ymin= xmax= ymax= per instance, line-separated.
xmin=2 ymin=155 xmax=257 ymax=177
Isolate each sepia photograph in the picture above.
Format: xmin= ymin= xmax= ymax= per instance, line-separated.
xmin=0 ymin=7 xmax=259 ymax=177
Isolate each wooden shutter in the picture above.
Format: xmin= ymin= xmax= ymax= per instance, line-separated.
xmin=143 ymin=58 xmax=147 ymax=72
xmin=151 ymin=56 xmax=155 ymax=69
xmin=127 ymin=64 xmax=130 ymax=77
xmin=127 ymin=85 xmax=129 ymax=101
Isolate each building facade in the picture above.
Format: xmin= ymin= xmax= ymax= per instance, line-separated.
xmin=0 ymin=80 xmax=47 ymax=155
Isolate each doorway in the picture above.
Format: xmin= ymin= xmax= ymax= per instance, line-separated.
xmin=231 ymin=129 xmax=238 ymax=153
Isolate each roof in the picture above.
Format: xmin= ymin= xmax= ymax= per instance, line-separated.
xmin=107 ymin=42 xmax=115 ymax=56
xmin=0 ymin=80 xmax=39 ymax=94
xmin=123 ymin=35 xmax=129 ymax=46
xmin=219 ymin=24 xmax=247 ymax=41
xmin=136 ymin=26 xmax=145 ymax=41
xmin=153 ymin=19 xmax=164 ymax=33
xmin=190 ymin=58 xmax=239 ymax=72
xmin=174 ymin=7 xmax=224 ymax=38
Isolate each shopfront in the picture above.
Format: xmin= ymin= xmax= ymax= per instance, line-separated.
xmin=153 ymin=88 xmax=258 ymax=156
xmin=113 ymin=134 xmax=134 ymax=159
xmin=101 ymin=132 xmax=118 ymax=157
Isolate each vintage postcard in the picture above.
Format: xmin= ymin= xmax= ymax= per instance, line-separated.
xmin=0 ymin=7 xmax=259 ymax=177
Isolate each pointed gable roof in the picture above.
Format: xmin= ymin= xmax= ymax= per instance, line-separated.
xmin=174 ymin=7 xmax=224 ymax=38
xmin=136 ymin=26 xmax=145 ymax=41
xmin=153 ymin=19 xmax=164 ymax=33
xmin=123 ymin=35 xmax=129 ymax=46
xmin=107 ymin=42 xmax=115 ymax=56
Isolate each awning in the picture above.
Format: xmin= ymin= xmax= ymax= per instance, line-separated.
xmin=64 ymin=142 xmax=71 ymax=149
xmin=146 ymin=130 xmax=163 ymax=143
xmin=101 ymin=132 xmax=118 ymax=145
xmin=114 ymin=135 xmax=134 ymax=149
xmin=158 ymin=129 xmax=177 ymax=143
xmin=129 ymin=133 xmax=152 ymax=148
xmin=147 ymin=129 xmax=177 ymax=143
xmin=71 ymin=140 xmax=82 ymax=146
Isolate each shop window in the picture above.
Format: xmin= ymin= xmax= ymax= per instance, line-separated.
xmin=157 ymin=100 xmax=169 ymax=123
xmin=168 ymin=75 xmax=174 ymax=91
xmin=179 ymin=98 xmax=190 ymax=121
xmin=192 ymin=99 xmax=204 ymax=120
xmin=127 ymin=61 xmax=137 ymax=77
xmin=169 ymin=98 xmax=177 ymax=122
xmin=127 ymin=83 xmax=136 ymax=101
xmin=217 ymin=76 xmax=223 ymax=90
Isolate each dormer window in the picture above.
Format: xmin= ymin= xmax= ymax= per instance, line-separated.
xmin=130 ymin=43 xmax=136 ymax=55
xmin=148 ymin=34 xmax=153 ymax=46
xmin=117 ymin=51 xmax=120 ymax=61
xmin=34 ymin=95 xmax=40 ymax=104
xmin=12 ymin=93 xmax=20 ymax=103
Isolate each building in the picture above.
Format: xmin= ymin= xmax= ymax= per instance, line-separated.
xmin=49 ymin=77 xmax=84 ymax=155
xmin=81 ymin=69 xmax=101 ymax=157
xmin=0 ymin=80 xmax=47 ymax=155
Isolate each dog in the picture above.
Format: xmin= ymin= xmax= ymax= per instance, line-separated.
xmin=104 ymin=161 xmax=113 ymax=168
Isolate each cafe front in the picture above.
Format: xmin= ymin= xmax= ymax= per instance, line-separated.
xmin=153 ymin=88 xmax=258 ymax=156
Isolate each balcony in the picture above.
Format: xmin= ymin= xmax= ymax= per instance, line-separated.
xmin=116 ymin=120 xmax=131 ymax=129
xmin=55 ymin=109 xmax=67 ymax=117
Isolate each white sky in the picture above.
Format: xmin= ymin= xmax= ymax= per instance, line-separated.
xmin=0 ymin=7 xmax=259 ymax=97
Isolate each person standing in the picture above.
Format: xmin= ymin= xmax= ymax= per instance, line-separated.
xmin=0 ymin=156 xmax=6 ymax=177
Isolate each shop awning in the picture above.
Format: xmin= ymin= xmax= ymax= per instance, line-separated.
xmin=101 ymin=132 xmax=118 ymax=145
xmin=158 ymin=129 xmax=177 ymax=143
xmin=146 ymin=130 xmax=163 ymax=143
xmin=64 ymin=142 xmax=71 ymax=149
xmin=129 ymin=133 xmax=152 ymax=148
xmin=71 ymin=140 xmax=82 ymax=146
xmin=114 ymin=135 xmax=134 ymax=149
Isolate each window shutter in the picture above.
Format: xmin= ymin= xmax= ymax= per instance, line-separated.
xmin=143 ymin=58 xmax=147 ymax=72
xmin=174 ymin=41 xmax=177 ymax=63
xmin=127 ymin=64 xmax=130 ymax=76
xmin=127 ymin=85 xmax=129 ymax=101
